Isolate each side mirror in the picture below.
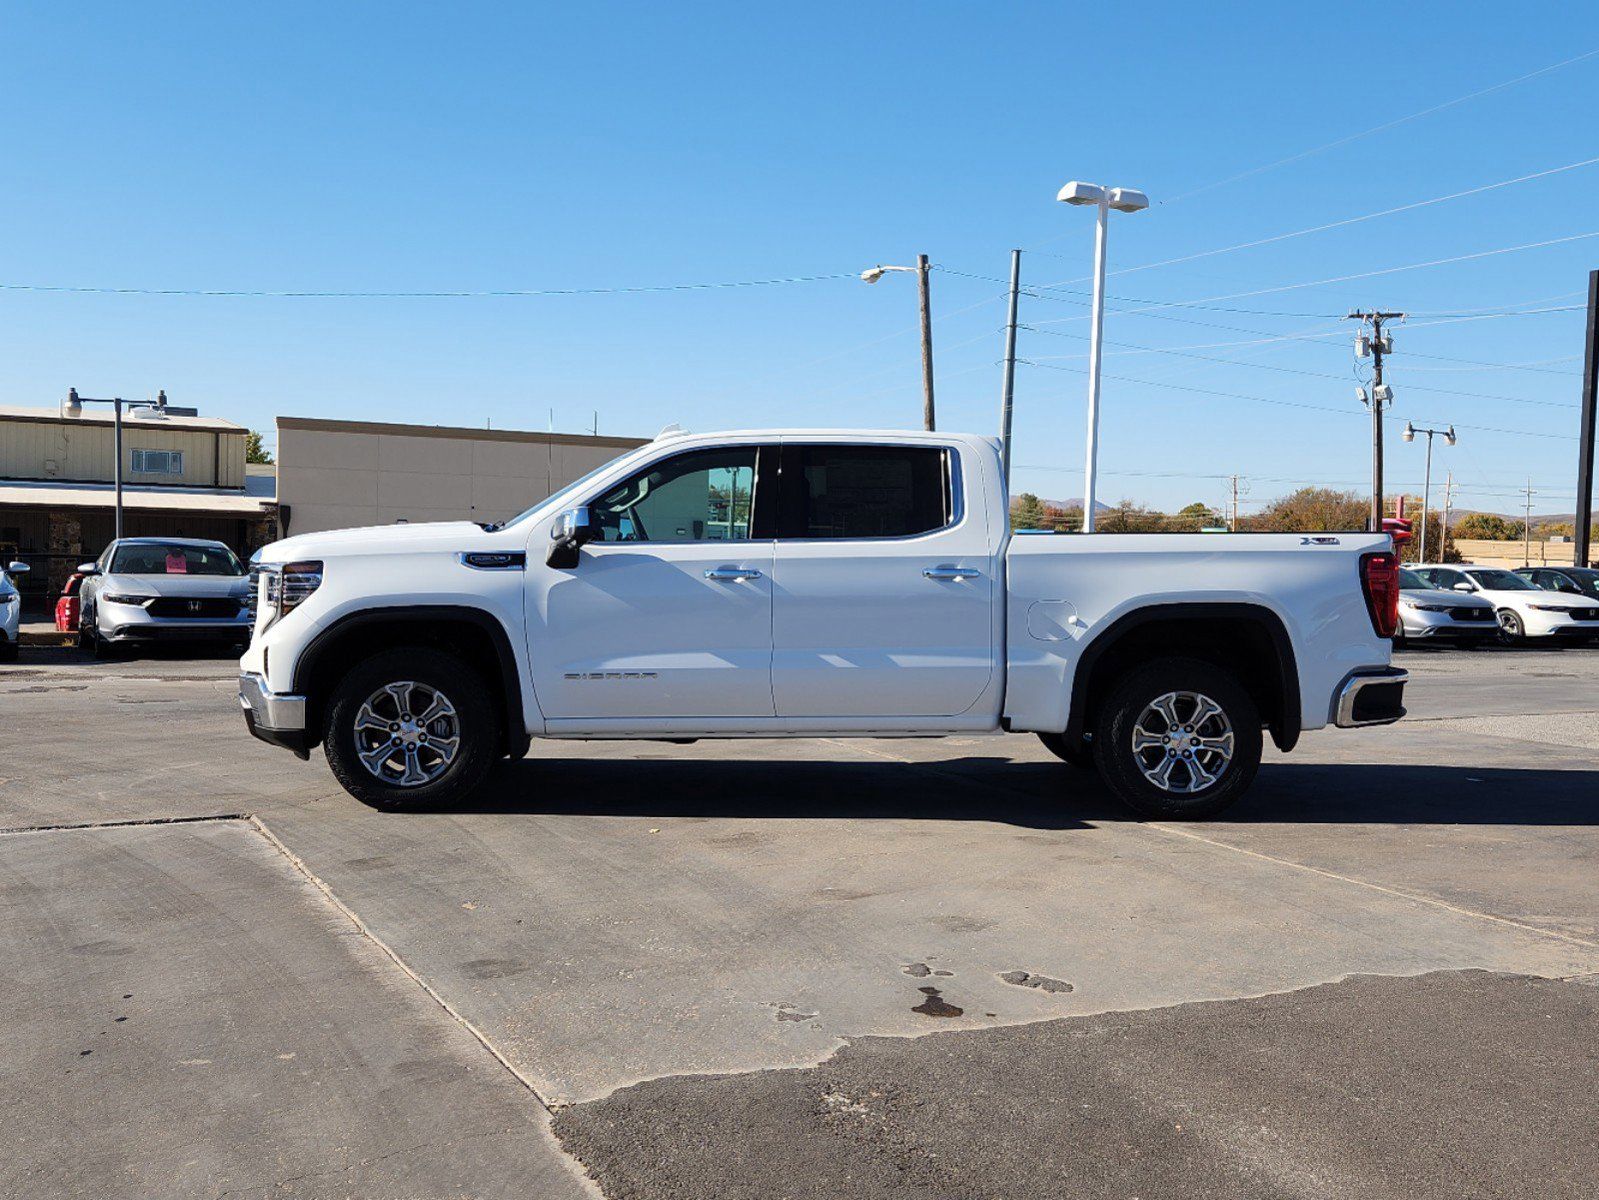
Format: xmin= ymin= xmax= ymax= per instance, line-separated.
xmin=546 ymin=506 xmax=597 ymax=568
xmin=78 ymin=562 xmax=101 ymax=576
xmin=1452 ymin=581 xmax=1474 ymax=592
xmin=7 ymin=561 xmax=28 ymax=574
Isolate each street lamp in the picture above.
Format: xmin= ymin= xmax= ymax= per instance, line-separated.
xmin=63 ymin=388 xmax=200 ymax=541
xmin=1057 ymin=181 xmax=1149 ymax=532
xmin=862 ymin=255 xmax=935 ymax=431
xmin=1402 ymin=420 xmax=1457 ymax=564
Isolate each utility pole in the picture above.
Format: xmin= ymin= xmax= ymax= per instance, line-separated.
xmin=1229 ymin=474 xmax=1241 ymax=532
xmin=917 ymin=253 xmax=935 ymax=432
xmin=1349 ymin=310 xmax=1405 ymax=532
xmin=1576 ymin=269 xmax=1598 ymax=569
xmin=996 ymin=250 xmax=1021 ymax=487
xmin=1440 ymin=472 xmax=1456 ymax=564
xmin=1523 ymin=478 xmax=1535 ymax=566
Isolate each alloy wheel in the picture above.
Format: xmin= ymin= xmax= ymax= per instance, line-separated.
xmin=1130 ymin=690 xmax=1235 ymax=794
xmin=352 ymin=680 xmax=461 ymax=787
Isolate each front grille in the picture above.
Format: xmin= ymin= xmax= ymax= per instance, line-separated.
xmin=146 ymin=597 xmax=244 ymax=619
xmin=1450 ymin=607 xmax=1492 ymax=621
xmin=1571 ymin=609 xmax=1599 ymax=622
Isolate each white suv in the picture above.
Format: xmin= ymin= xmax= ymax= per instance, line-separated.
xmin=1412 ymin=564 xmax=1599 ymax=644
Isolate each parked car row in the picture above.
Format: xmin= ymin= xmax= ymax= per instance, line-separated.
xmin=1 ymin=559 xmax=29 ymax=662
xmin=1399 ymin=564 xmax=1599 ymax=646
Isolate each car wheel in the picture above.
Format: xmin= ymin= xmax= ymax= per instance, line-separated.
xmin=1037 ymin=730 xmax=1095 ymax=769
xmin=323 ymin=647 xmax=498 ymax=811
xmin=1093 ymin=657 xmax=1262 ymax=820
xmin=1496 ymin=609 xmax=1525 ymax=646
xmin=0 ymin=640 xmax=16 ymax=663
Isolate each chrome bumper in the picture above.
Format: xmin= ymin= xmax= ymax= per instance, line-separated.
xmin=238 ymin=672 xmax=306 ymax=732
xmin=1333 ymin=668 xmax=1409 ymax=728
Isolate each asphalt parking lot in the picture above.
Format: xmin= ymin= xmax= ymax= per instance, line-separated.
xmin=3 ymin=643 xmax=1597 ymax=1198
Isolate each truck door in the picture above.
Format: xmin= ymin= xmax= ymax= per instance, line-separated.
xmin=527 ymin=443 xmax=777 ymax=720
xmin=770 ymin=441 xmax=995 ymax=718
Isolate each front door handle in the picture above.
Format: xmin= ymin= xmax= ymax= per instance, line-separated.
xmin=923 ymin=565 xmax=982 ymax=581
xmin=705 ymin=567 xmax=763 ymax=582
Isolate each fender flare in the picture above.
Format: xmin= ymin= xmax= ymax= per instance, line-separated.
xmin=293 ymin=604 xmax=530 ymax=757
xmin=1064 ymin=601 xmax=1301 ymax=753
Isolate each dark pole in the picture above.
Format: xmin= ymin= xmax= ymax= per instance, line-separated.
xmin=1370 ymin=322 xmax=1385 ymax=532
xmin=997 ymin=249 xmax=1021 ymax=486
xmin=917 ymin=253 xmax=935 ymax=431
xmin=1575 ymin=269 xmax=1598 ymax=569
xmin=113 ymin=398 xmax=125 ymax=542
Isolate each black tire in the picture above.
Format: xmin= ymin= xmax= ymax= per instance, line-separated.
xmin=84 ymin=612 xmax=120 ymax=660
xmin=1037 ymin=730 xmax=1096 ymax=769
xmin=323 ymin=646 xmax=498 ymax=811
xmin=1093 ymin=657 xmax=1262 ymax=820
xmin=0 ymin=640 xmax=16 ymax=664
xmin=1496 ymin=609 xmax=1525 ymax=646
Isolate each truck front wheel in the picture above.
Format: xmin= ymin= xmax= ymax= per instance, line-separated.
xmin=1093 ymin=657 xmax=1262 ymax=819
xmin=323 ymin=647 xmax=498 ymax=811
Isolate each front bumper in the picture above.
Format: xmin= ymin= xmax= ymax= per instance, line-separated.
xmin=105 ymin=621 xmax=251 ymax=643
xmin=1333 ymin=667 xmax=1409 ymax=728
xmin=239 ymin=672 xmax=312 ymax=758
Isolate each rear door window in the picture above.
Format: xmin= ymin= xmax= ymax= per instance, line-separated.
xmin=777 ymin=445 xmax=952 ymax=540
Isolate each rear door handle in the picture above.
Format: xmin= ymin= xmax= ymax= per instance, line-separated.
xmin=923 ymin=565 xmax=982 ymax=581
xmin=705 ymin=567 xmax=763 ymax=582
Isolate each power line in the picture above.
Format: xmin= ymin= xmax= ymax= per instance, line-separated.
xmin=1044 ymin=155 xmax=1599 ymax=285
xmin=1160 ymin=46 xmax=1599 ymax=205
xmin=1021 ymin=326 xmax=1579 ymax=408
xmin=1015 ymin=358 xmax=1576 ymax=440
xmin=0 ymin=271 xmax=860 ymax=299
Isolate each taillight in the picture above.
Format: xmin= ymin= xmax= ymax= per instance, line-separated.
xmin=1360 ymin=551 xmax=1400 ymax=639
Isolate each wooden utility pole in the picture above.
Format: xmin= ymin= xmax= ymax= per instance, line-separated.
xmin=1229 ymin=474 xmax=1241 ymax=532
xmin=1348 ymin=310 xmax=1405 ymax=531
xmin=1440 ymin=472 xmax=1455 ymax=564
xmin=1523 ymin=478 xmax=1535 ymax=566
xmin=1575 ymin=269 xmax=1598 ymax=568
xmin=917 ymin=253 xmax=935 ymax=432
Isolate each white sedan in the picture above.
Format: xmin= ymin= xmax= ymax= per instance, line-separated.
xmin=0 ymin=560 xmax=27 ymax=662
xmin=1412 ymin=564 xmax=1599 ymax=644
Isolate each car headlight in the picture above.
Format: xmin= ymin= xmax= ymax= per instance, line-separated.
xmin=259 ymin=560 xmax=323 ymax=626
xmin=102 ymin=593 xmax=153 ymax=606
xmin=1530 ymin=604 xmax=1573 ymax=613
xmin=1402 ymin=602 xmax=1449 ymax=612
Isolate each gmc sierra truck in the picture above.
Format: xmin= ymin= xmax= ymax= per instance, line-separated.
xmin=238 ymin=428 xmax=1407 ymax=818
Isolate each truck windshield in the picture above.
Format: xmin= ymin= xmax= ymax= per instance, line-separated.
xmin=489 ymin=450 xmax=637 ymax=531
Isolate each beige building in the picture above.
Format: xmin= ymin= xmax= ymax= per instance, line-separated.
xmin=275 ymin=416 xmax=646 ymax=537
xmin=0 ymin=402 xmax=277 ymax=611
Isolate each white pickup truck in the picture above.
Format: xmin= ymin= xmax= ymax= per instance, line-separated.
xmin=239 ymin=428 xmax=1408 ymax=818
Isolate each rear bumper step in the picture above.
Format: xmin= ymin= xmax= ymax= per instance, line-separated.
xmin=1333 ymin=667 xmax=1409 ymax=728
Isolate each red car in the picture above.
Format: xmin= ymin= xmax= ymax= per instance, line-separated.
xmin=56 ymin=572 xmax=84 ymax=633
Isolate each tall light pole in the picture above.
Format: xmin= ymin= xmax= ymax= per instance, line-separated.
xmin=63 ymin=388 xmax=199 ymax=540
xmin=1402 ymin=421 xmax=1456 ymax=563
xmin=1056 ymin=181 xmax=1149 ymax=532
xmin=862 ymin=256 xmax=936 ymax=431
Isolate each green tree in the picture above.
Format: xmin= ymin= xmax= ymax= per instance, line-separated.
xmin=1011 ymin=492 xmax=1046 ymax=529
xmin=1453 ymin=512 xmax=1523 ymax=541
xmin=1175 ymin=501 xmax=1221 ymax=531
xmin=1098 ymin=500 xmax=1167 ymax=533
xmin=245 ymin=430 xmax=274 ymax=465
xmin=1254 ymin=487 xmax=1369 ymax=532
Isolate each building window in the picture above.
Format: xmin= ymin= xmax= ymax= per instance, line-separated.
xmin=131 ymin=449 xmax=183 ymax=475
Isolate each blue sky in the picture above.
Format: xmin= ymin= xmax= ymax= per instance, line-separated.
xmin=2 ymin=2 xmax=1596 ymax=516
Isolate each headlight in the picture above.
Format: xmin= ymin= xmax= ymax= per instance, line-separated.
xmin=1530 ymin=604 xmax=1572 ymax=613
xmin=1401 ymin=601 xmax=1449 ymax=612
xmin=102 ymin=593 xmax=153 ymax=606
xmin=259 ymin=560 xmax=323 ymax=625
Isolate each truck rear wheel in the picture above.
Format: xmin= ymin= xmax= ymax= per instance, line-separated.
xmin=1093 ymin=657 xmax=1261 ymax=820
xmin=323 ymin=647 xmax=498 ymax=811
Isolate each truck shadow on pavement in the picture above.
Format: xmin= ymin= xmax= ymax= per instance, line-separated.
xmin=463 ymin=757 xmax=1599 ymax=829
